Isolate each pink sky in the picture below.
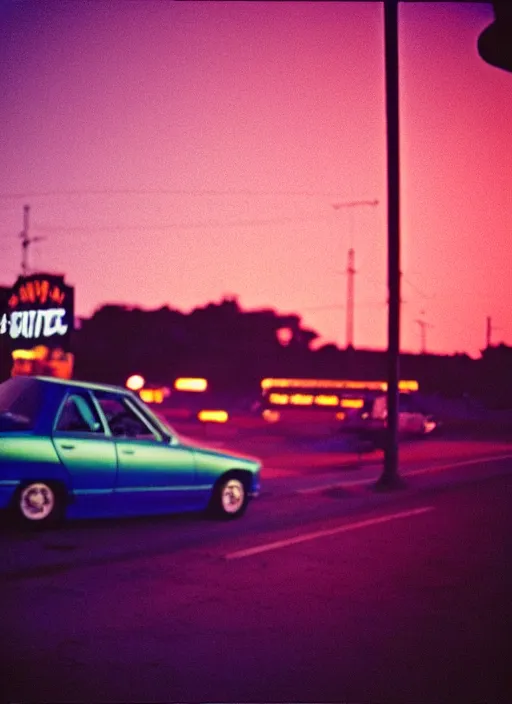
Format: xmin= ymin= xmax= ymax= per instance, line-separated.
xmin=0 ymin=1 xmax=510 ymax=359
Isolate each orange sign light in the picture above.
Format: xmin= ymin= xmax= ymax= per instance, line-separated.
xmin=340 ymin=398 xmax=364 ymax=409
xmin=289 ymin=393 xmax=314 ymax=406
xmin=261 ymin=378 xmax=419 ymax=393
xmin=139 ymin=388 xmax=164 ymax=404
xmin=174 ymin=377 xmax=208 ymax=392
xmin=314 ymin=394 xmax=340 ymax=406
xmin=268 ymin=393 xmax=289 ymax=405
xmin=198 ymin=410 xmax=228 ymax=423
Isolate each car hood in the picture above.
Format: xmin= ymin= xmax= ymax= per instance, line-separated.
xmin=177 ymin=434 xmax=261 ymax=469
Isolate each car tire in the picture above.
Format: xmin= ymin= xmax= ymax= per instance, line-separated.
xmin=14 ymin=481 xmax=65 ymax=528
xmin=209 ymin=474 xmax=249 ymax=519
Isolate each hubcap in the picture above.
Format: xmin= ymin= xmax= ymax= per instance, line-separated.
xmin=20 ymin=483 xmax=55 ymax=520
xmin=221 ymin=479 xmax=245 ymax=514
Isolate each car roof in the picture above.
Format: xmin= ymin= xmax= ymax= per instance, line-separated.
xmin=33 ymin=375 xmax=132 ymax=395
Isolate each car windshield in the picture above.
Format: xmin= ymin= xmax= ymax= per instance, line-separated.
xmin=0 ymin=377 xmax=44 ymax=430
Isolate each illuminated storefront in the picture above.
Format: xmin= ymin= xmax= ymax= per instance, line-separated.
xmin=0 ymin=273 xmax=75 ymax=379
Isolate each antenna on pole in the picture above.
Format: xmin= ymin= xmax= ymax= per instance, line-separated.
xmin=486 ymin=316 xmax=501 ymax=348
xmin=415 ymin=310 xmax=433 ymax=354
xmin=19 ymin=204 xmax=45 ymax=277
xmin=332 ymin=199 xmax=378 ymax=349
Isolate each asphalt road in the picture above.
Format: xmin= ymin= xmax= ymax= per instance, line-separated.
xmin=1 ymin=448 xmax=512 ymax=703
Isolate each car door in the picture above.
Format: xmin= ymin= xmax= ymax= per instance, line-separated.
xmin=93 ymin=391 xmax=198 ymax=515
xmin=52 ymin=390 xmax=118 ymax=516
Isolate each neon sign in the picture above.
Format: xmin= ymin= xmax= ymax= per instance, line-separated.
xmin=0 ymin=274 xmax=74 ymax=351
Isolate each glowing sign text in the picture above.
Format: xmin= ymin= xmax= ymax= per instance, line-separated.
xmin=0 ymin=308 xmax=68 ymax=340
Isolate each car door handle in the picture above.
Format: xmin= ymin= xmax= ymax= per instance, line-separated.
xmin=120 ymin=448 xmax=135 ymax=455
xmin=59 ymin=443 xmax=76 ymax=450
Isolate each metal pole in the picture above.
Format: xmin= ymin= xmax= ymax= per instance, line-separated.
xmin=346 ymin=248 xmax=355 ymax=348
xmin=21 ymin=204 xmax=30 ymax=277
xmin=376 ymin=0 xmax=403 ymax=489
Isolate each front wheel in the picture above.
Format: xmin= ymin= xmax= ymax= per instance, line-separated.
xmin=14 ymin=481 xmax=64 ymax=528
xmin=210 ymin=475 xmax=248 ymax=519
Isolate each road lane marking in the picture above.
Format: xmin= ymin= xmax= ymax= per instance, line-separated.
xmin=296 ymin=452 xmax=512 ymax=494
xmin=225 ymin=506 xmax=434 ymax=560
xmin=406 ymin=453 xmax=512 ymax=477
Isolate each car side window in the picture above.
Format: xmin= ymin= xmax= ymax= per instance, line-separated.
xmin=55 ymin=393 xmax=104 ymax=434
xmin=95 ymin=394 xmax=163 ymax=442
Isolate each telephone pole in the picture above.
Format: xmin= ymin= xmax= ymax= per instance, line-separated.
xmin=332 ymin=199 xmax=378 ymax=349
xmin=346 ymin=248 xmax=356 ymax=348
xmin=19 ymin=204 xmax=44 ymax=277
xmin=376 ymin=0 xmax=403 ymax=490
xmin=415 ymin=311 xmax=432 ymax=354
xmin=486 ymin=316 xmax=501 ymax=348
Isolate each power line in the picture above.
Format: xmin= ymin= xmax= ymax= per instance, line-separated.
xmin=10 ymin=212 xmax=334 ymax=236
xmin=0 ymin=189 xmax=360 ymax=200
xmin=402 ymin=274 xmax=435 ymax=300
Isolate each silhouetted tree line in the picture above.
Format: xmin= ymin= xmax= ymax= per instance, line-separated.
xmin=71 ymin=298 xmax=512 ymax=409
xmin=1 ymin=290 xmax=511 ymax=409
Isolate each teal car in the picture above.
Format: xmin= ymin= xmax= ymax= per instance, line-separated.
xmin=0 ymin=376 xmax=261 ymax=527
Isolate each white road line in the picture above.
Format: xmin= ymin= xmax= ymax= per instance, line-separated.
xmin=296 ymin=452 xmax=512 ymax=495
xmin=406 ymin=453 xmax=512 ymax=477
xmin=225 ymin=506 xmax=434 ymax=560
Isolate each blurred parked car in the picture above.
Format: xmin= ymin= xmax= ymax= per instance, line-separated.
xmin=0 ymin=376 xmax=261 ymax=527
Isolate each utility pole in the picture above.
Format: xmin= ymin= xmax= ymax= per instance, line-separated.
xmin=332 ymin=199 xmax=378 ymax=349
xmin=415 ymin=311 xmax=432 ymax=354
xmin=19 ymin=204 xmax=44 ymax=277
xmin=20 ymin=205 xmax=30 ymax=276
xmin=486 ymin=316 xmax=501 ymax=348
xmin=346 ymin=248 xmax=355 ymax=348
xmin=376 ymin=0 xmax=403 ymax=490
xmin=415 ymin=318 xmax=427 ymax=354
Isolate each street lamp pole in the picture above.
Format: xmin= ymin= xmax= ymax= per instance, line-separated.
xmin=376 ymin=0 xmax=403 ymax=489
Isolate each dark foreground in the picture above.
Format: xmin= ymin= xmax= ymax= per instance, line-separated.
xmin=1 ymin=459 xmax=511 ymax=703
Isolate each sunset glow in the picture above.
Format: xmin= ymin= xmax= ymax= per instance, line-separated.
xmin=0 ymin=1 xmax=509 ymax=358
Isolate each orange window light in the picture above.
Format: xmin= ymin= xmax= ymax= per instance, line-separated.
xmin=340 ymin=398 xmax=364 ymax=409
xmin=139 ymin=388 xmax=164 ymax=404
xmin=261 ymin=378 xmax=418 ymax=393
xmin=314 ymin=394 xmax=339 ymax=406
xmin=289 ymin=393 xmax=314 ymax=405
xmin=174 ymin=377 xmax=208 ymax=392
xmin=268 ymin=393 xmax=289 ymax=405
xmin=12 ymin=349 xmax=37 ymax=360
xmin=398 ymin=380 xmax=419 ymax=392
xmin=198 ymin=410 xmax=228 ymax=423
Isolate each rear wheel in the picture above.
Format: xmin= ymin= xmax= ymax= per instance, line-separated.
xmin=14 ymin=481 xmax=65 ymax=528
xmin=210 ymin=475 xmax=248 ymax=519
